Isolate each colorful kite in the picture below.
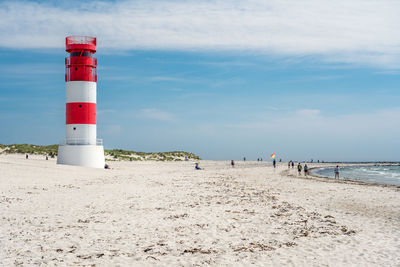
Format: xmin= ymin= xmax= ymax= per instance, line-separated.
xmin=270 ymin=153 xmax=276 ymax=159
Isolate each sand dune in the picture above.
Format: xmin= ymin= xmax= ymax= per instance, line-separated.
xmin=0 ymin=154 xmax=399 ymax=266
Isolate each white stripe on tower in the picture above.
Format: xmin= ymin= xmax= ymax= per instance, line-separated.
xmin=66 ymin=81 xmax=96 ymax=103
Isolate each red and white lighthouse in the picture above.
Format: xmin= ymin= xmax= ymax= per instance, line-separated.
xmin=57 ymin=36 xmax=105 ymax=168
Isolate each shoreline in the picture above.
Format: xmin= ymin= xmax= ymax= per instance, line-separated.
xmin=304 ymin=164 xmax=400 ymax=189
xmin=281 ymin=166 xmax=400 ymax=191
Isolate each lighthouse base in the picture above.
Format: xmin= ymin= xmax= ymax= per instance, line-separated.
xmin=57 ymin=145 xmax=105 ymax=168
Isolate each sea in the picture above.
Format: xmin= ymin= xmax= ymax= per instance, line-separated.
xmin=310 ymin=165 xmax=400 ymax=186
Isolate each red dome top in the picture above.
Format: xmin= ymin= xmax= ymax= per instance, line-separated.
xmin=66 ymin=36 xmax=96 ymax=53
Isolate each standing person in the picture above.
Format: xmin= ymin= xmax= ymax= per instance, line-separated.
xmin=25 ymin=154 xmax=28 ymax=159
xmin=288 ymin=161 xmax=291 ymax=169
xmin=243 ymin=157 xmax=246 ymax=162
xmin=297 ymin=163 xmax=302 ymax=175
xmin=334 ymin=165 xmax=340 ymax=179
xmin=291 ymin=161 xmax=294 ymax=168
xmin=304 ymin=164 xmax=308 ymax=177
xmin=273 ymin=159 xmax=276 ymax=168
xmin=231 ymin=160 xmax=235 ymax=168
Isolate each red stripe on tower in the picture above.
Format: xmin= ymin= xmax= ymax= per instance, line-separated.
xmin=66 ymin=103 xmax=96 ymax=124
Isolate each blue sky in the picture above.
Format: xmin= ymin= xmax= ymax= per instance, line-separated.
xmin=1 ymin=0 xmax=400 ymax=161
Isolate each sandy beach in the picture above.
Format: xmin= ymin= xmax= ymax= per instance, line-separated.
xmin=0 ymin=154 xmax=399 ymax=266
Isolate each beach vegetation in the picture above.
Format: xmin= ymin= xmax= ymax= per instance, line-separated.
xmin=0 ymin=144 xmax=201 ymax=161
xmin=105 ymin=148 xmax=200 ymax=161
xmin=0 ymin=143 xmax=58 ymax=155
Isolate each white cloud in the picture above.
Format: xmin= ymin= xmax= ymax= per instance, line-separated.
xmin=0 ymin=0 xmax=400 ymax=67
xmin=149 ymin=76 xmax=185 ymax=82
xmin=227 ymin=107 xmax=400 ymax=141
xmin=296 ymin=109 xmax=321 ymax=117
xmin=0 ymin=63 xmax=63 ymax=75
xmin=138 ymin=108 xmax=176 ymax=122
xmin=102 ymin=124 xmax=122 ymax=135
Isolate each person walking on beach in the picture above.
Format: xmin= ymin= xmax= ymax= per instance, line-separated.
xmin=273 ymin=159 xmax=276 ymax=168
xmin=231 ymin=160 xmax=235 ymax=168
xmin=334 ymin=165 xmax=340 ymax=179
xmin=25 ymin=154 xmax=28 ymax=159
xmin=291 ymin=161 xmax=294 ymax=168
xmin=297 ymin=163 xmax=302 ymax=175
xmin=304 ymin=164 xmax=309 ymax=177
xmin=288 ymin=161 xmax=291 ymax=169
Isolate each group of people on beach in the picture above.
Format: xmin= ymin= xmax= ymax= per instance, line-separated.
xmin=287 ymin=160 xmax=340 ymax=179
xmin=288 ymin=160 xmax=295 ymax=168
xmin=293 ymin=162 xmax=308 ymax=176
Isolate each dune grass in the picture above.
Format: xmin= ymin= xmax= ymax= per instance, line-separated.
xmin=0 ymin=144 xmax=201 ymax=161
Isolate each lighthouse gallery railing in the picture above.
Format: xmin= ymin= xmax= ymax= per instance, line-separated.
xmin=59 ymin=139 xmax=103 ymax=146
